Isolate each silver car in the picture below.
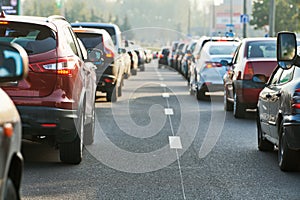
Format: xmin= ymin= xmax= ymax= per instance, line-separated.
xmin=190 ymin=41 xmax=239 ymax=100
xmin=0 ymin=42 xmax=28 ymax=200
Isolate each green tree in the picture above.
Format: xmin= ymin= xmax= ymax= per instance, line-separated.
xmin=250 ymin=0 xmax=300 ymax=33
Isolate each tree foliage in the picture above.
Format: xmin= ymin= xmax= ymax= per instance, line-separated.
xmin=250 ymin=0 xmax=300 ymax=33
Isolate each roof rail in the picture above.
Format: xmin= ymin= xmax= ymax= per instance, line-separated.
xmin=47 ymin=15 xmax=66 ymax=22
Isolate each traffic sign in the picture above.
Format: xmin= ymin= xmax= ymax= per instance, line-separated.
xmin=240 ymin=14 xmax=249 ymax=24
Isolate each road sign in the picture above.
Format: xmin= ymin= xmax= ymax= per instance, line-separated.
xmin=240 ymin=14 xmax=249 ymax=24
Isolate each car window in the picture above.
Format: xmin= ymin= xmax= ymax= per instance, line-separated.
xmin=247 ymin=41 xmax=276 ymax=58
xmin=0 ymin=22 xmax=56 ymax=55
xmin=268 ymin=67 xmax=283 ymax=85
xmin=278 ymin=67 xmax=294 ymax=85
xmin=75 ymin=33 xmax=104 ymax=50
xmin=63 ymin=26 xmax=79 ymax=56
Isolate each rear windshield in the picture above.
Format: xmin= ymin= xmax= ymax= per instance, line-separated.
xmin=0 ymin=22 xmax=56 ymax=55
xmin=75 ymin=33 xmax=103 ymax=50
xmin=209 ymin=45 xmax=238 ymax=55
xmin=247 ymin=41 xmax=276 ymax=58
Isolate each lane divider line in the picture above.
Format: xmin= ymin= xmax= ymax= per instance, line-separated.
xmin=169 ymin=136 xmax=183 ymax=149
xmin=164 ymin=108 xmax=174 ymax=115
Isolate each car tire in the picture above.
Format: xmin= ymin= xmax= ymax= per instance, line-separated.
xmin=131 ymin=69 xmax=137 ymax=75
xmin=278 ymin=121 xmax=298 ymax=171
xmin=257 ymin=114 xmax=273 ymax=151
xmin=233 ymin=93 xmax=245 ymax=118
xmin=196 ymin=88 xmax=206 ymax=100
xmin=4 ymin=178 xmax=18 ymax=200
xmin=224 ymin=88 xmax=233 ymax=111
xmin=107 ymin=85 xmax=117 ymax=102
xmin=84 ymin=103 xmax=95 ymax=145
xmin=60 ymin=108 xmax=84 ymax=164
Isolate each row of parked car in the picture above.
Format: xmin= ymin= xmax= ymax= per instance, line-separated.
xmin=158 ymin=33 xmax=300 ymax=171
xmin=0 ymin=12 xmax=153 ymax=199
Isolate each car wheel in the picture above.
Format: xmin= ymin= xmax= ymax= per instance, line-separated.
xmin=84 ymin=103 xmax=95 ymax=145
xmin=60 ymin=108 xmax=84 ymax=164
xmin=224 ymin=88 xmax=233 ymax=111
xmin=196 ymin=88 xmax=206 ymax=100
xmin=257 ymin=113 xmax=273 ymax=151
xmin=4 ymin=178 xmax=18 ymax=200
xmin=131 ymin=69 xmax=137 ymax=75
xmin=107 ymin=85 xmax=117 ymax=102
xmin=278 ymin=121 xmax=298 ymax=171
xmin=233 ymin=93 xmax=245 ymax=118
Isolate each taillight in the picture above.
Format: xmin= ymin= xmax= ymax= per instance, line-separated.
xmin=29 ymin=57 xmax=77 ymax=76
xmin=243 ymin=62 xmax=254 ymax=80
xmin=1 ymin=123 xmax=13 ymax=138
xmin=204 ymin=61 xmax=222 ymax=68
xmin=292 ymin=88 xmax=300 ymax=114
xmin=104 ymin=47 xmax=114 ymax=58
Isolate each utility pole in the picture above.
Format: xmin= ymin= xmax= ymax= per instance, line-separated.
xmin=243 ymin=0 xmax=247 ymax=38
xmin=268 ymin=0 xmax=276 ymax=37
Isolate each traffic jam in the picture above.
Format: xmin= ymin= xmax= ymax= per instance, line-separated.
xmin=0 ymin=0 xmax=300 ymax=199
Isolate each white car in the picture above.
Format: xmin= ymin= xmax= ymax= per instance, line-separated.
xmin=190 ymin=41 xmax=239 ymax=100
xmin=0 ymin=42 xmax=28 ymax=200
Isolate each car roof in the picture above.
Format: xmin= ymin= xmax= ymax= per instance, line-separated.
xmin=72 ymin=27 xmax=110 ymax=36
xmin=242 ymin=37 xmax=277 ymax=42
xmin=0 ymin=13 xmax=66 ymax=31
xmin=71 ymin=22 xmax=120 ymax=30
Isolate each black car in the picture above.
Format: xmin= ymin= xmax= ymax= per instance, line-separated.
xmin=158 ymin=46 xmax=170 ymax=68
xmin=256 ymin=32 xmax=300 ymax=171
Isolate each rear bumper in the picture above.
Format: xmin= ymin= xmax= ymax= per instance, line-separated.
xmin=234 ymin=80 xmax=265 ymax=106
xmin=283 ymin=115 xmax=300 ymax=150
xmin=17 ymin=106 xmax=78 ymax=144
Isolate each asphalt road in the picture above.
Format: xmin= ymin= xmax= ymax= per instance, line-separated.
xmin=21 ymin=60 xmax=300 ymax=200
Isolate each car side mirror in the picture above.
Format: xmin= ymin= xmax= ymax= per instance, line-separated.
xmin=87 ymin=48 xmax=104 ymax=65
xmin=220 ymin=60 xmax=229 ymax=66
xmin=252 ymin=74 xmax=267 ymax=84
xmin=0 ymin=42 xmax=28 ymax=83
xmin=277 ymin=31 xmax=299 ymax=69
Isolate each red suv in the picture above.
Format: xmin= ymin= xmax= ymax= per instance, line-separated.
xmin=223 ymin=38 xmax=277 ymax=118
xmin=0 ymin=14 xmax=96 ymax=164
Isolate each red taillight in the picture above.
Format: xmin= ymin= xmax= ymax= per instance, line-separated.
xmin=104 ymin=47 xmax=114 ymax=58
xmin=204 ymin=62 xmax=222 ymax=68
xmin=41 ymin=123 xmax=57 ymax=128
xmin=29 ymin=58 xmax=77 ymax=76
xmin=292 ymin=89 xmax=300 ymax=113
xmin=243 ymin=62 xmax=254 ymax=80
xmin=104 ymin=78 xmax=114 ymax=83
xmin=3 ymin=123 xmax=13 ymax=138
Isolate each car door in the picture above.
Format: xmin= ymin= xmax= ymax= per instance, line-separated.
xmin=259 ymin=67 xmax=282 ymax=137
xmin=268 ymin=67 xmax=294 ymax=139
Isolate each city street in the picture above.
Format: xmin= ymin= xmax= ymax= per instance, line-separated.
xmin=21 ymin=61 xmax=300 ymax=200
